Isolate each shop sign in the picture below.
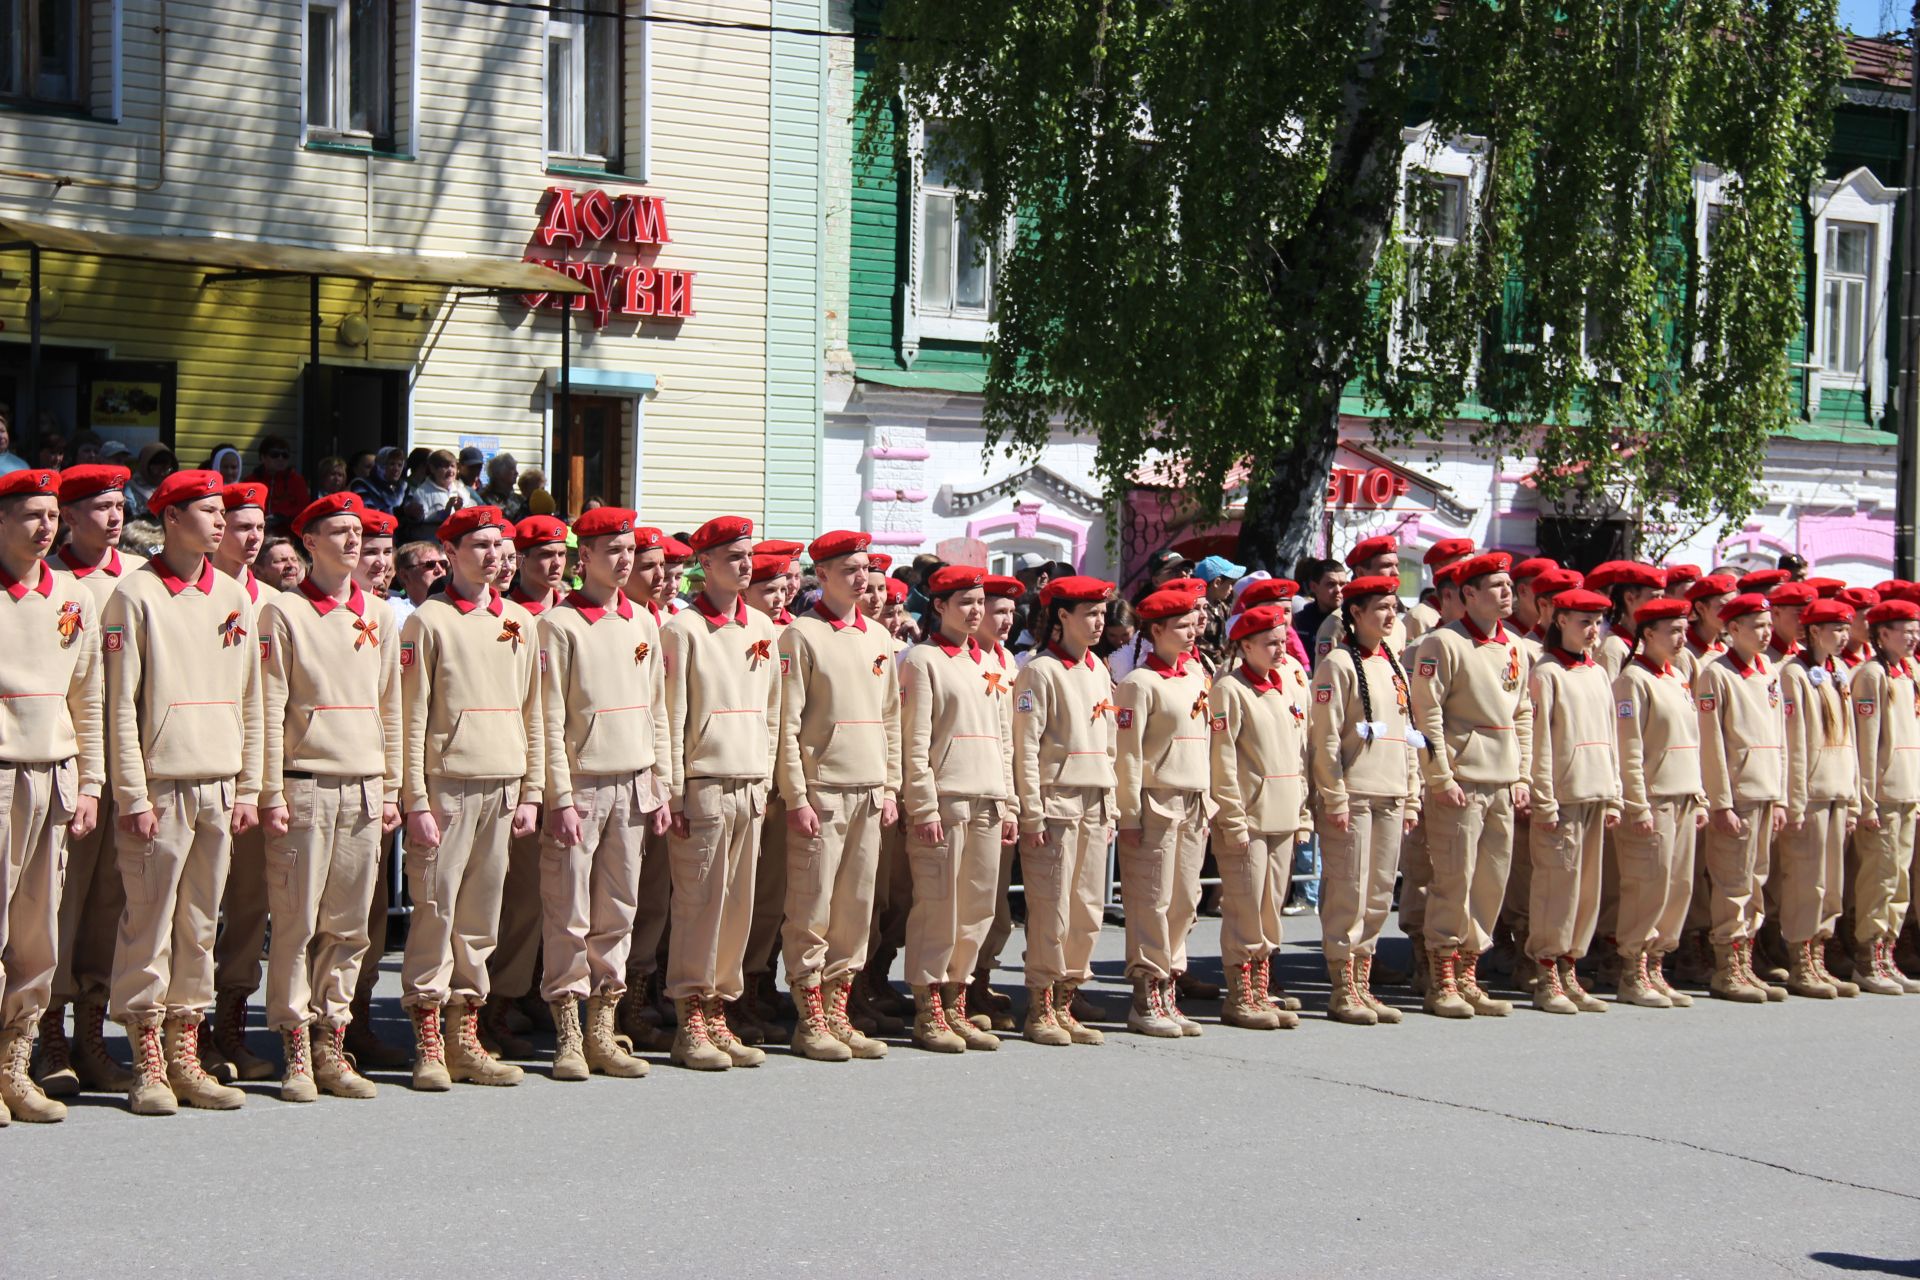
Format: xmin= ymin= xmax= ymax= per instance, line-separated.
xmin=1326 ymin=466 xmax=1412 ymax=508
xmin=521 ymin=187 xmax=696 ymax=328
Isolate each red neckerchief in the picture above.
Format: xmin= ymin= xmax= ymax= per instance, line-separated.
xmin=1687 ymin=625 xmax=1724 ymax=655
xmin=1549 ymin=645 xmax=1594 ymax=668
xmin=691 ymin=592 xmax=748 ymax=628
xmin=1144 ymin=651 xmax=1191 ymax=678
xmin=565 ymin=589 xmax=633 ymax=624
xmin=933 ymin=632 xmax=983 ymax=663
xmin=1242 ymin=664 xmax=1285 ymax=694
xmin=149 ymin=555 xmax=216 ymax=597
xmin=445 ymin=579 xmax=505 ymax=618
xmin=296 ymin=577 xmax=366 ymax=618
xmin=1046 ymin=642 xmax=1097 ymax=671
xmin=1460 ymin=616 xmax=1509 ymax=646
xmin=508 ymin=583 xmax=555 ymax=616
xmin=1728 ymin=649 xmax=1768 ymax=679
xmin=1632 ymin=654 xmax=1672 ymax=679
xmin=0 ymin=559 xmax=53 ymax=602
xmin=57 ymin=545 xmax=121 ymax=578
xmin=813 ymin=600 xmax=867 ymax=633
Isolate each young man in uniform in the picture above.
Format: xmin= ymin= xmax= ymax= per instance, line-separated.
xmin=1670 ymin=572 xmax=1737 ymax=982
xmin=483 ymin=513 xmax=568 ymax=1057
xmin=0 ymin=468 xmax=104 ymax=1124
xmin=398 ymin=506 xmax=544 ymax=1089
xmin=965 ymin=573 xmax=1026 ymax=1030
xmin=1316 ymin=535 xmax=1406 ymax=661
xmin=618 ymin=526 xmax=680 ymax=1050
xmin=852 ymin=553 xmax=915 ymax=1034
xmin=773 ymin=531 xmax=900 ymax=1062
xmin=106 ymin=470 xmax=264 ymax=1114
xmin=660 ymin=517 xmax=781 ymax=1070
xmin=1407 ymin=538 xmax=1475 ymax=640
xmin=257 ymin=492 xmax=401 ymax=1101
xmin=538 ymin=507 xmax=668 ymax=1080
xmin=35 ymin=464 xmax=141 ymax=1097
xmin=737 ymin=550 xmax=797 ymax=1043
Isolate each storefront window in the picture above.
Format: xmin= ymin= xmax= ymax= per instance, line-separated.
xmin=306 ymin=0 xmax=393 ymax=147
xmin=1 ymin=0 xmax=86 ymax=107
xmin=546 ymin=12 xmax=621 ymax=169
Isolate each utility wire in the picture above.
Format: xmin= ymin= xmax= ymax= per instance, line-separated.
xmin=449 ymin=0 xmax=895 ymax=40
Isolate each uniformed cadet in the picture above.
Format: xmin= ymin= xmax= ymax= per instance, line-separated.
xmin=775 ymin=530 xmax=901 ymax=1061
xmin=737 ymin=549 xmax=796 ymax=1044
xmin=1776 ymin=598 xmax=1861 ymax=998
xmin=1848 ymin=598 xmax=1920 ymax=994
xmin=1410 ymin=551 xmax=1534 ymax=1020
xmin=899 ymin=565 xmax=1017 ymax=1053
xmin=0 ymin=469 xmax=103 ymax=1126
xmin=1768 ymin=582 xmax=1816 ymax=663
xmin=1114 ymin=586 xmax=1211 ymax=1038
xmin=1663 ymin=565 xmax=1702 ymax=601
xmin=658 ymin=535 xmax=693 ymax=614
xmin=1315 ymin=535 xmax=1407 ymax=663
xmin=1407 ymin=538 xmax=1475 ymax=641
xmin=1508 ymin=558 xmax=1559 ymax=638
xmin=964 ymin=572 xmax=1025 ymax=1032
xmin=493 ymin=540 xmax=519 ymax=593
xmin=1209 ymin=600 xmax=1312 ymax=1030
xmin=1586 ymin=562 xmax=1666 ymax=682
xmin=105 ymin=469 xmax=264 ymax=1115
xmin=256 ymin=492 xmax=400 ymax=1102
xmin=207 ymin=480 xmax=280 ymax=1083
xmin=1670 ymin=572 xmax=1737 ymax=985
xmin=484 ymin=513 xmax=567 ymax=1059
xmin=1839 ymin=587 xmax=1878 ymax=669
xmin=1694 ymin=593 xmax=1790 ymax=1003
xmin=1012 ymin=575 xmax=1119 ymax=1047
xmin=397 ymin=505 xmax=544 ymax=1090
xmin=535 ymin=507 xmax=667 ymax=1082
xmin=35 ymin=464 xmax=142 ymax=1098
xmin=660 ymin=516 xmax=781 ymax=1071
xmin=1523 ymin=588 xmax=1622 ymax=1014
xmin=1610 ymin=598 xmax=1706 ymax=1008
xmin=1500 ymin=564 xmax=1578 ymax=994
xmin=1307 ymin=575 xmax=1420 ymax=1027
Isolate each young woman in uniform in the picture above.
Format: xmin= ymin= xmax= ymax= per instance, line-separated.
xmin=1777 ymin=598 xmax=1860 ymax=997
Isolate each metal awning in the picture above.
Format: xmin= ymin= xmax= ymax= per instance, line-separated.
xmin=0 ymin=214 xmax=591 ymax=294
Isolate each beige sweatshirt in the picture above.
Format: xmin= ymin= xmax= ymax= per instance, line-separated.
xmin=104 ymin=556 xmax=264 ymax=814
xmin=1308 ymin=644 xmax=1420 ymax=813
xmin=1527 ymin=650 xmax=1623 ymax=823
xmin=1780 ymin=655 xmax=1859 ymax=821
xmin=1410 ymin=619 xmax=1535 ymax=791
xmin=538 ymin=590 xmax=670 ymax=812
xmin=1012 ymin=645 xmax=1119 ymax=834
xmin=1209 ymin=660 xmax=1313 ymax=844
xmin=899 ymin=635 xmax=1016 ymax=824
xmin=398 ymin=583 xmax=544 ymax=814
xmin=775 ymin=605 xmax=904 ymax=801
xmin=56 ymin=544 xmax=145 ymax=611
xmin=258 ymin=581 xmax=403 ymax=810
xmin=1851 ymin=657 xmax=1920 ymax=808
xmin=1612 ymin=658 xmax=1706 ymax=824
xmin=661 ymin=592 xmax=780 ymax=807
xmin=0 ymin=562 xmax=104 ymax=795
xmin=1695 ymin=650 xmax=1788 ymax=811
xmin=1114 ymin=655 xmax=1213 ymax=827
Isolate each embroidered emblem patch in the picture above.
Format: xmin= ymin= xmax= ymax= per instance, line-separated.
xmin=1617 ymin=700 xmax=1634 ymax=719
xmin=1016 ymin=691 xmax=1035 ymax=713
xmin=1857 ymin=699 xmax=1875 ymax=717
xmin=1419 ymin=658 xmax=1437 ymax=678
xmin=400 ymin=640 xmax=416 ymax=669
xmin=1210 ymin=714 xmax=1228 ymax=733
xmin=1697 ymin=695 xmax=1716 ymax=713
xmin=104 ymin=624 xmax=123 ymax=653
xmin=780 ymin=653 xmax=792 ymax=677
xmin=259 ymin=638 xmax=271 ymax=662
xmin=1116 ymin=708 xmax=1134 ymax=729
xmin=1314 ymin=687 xmax=1332 ymax=704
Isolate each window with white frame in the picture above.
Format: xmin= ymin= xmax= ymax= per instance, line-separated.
xmin=1821 ymin=221 xmax=1871 ymax=377
xmin=1808 ymin=167 xmax=1903 ymax=418
xmin=546 ymin=10 xmax=622 ymax=169
xmin=1 ymin=0 xmax=86 ymax=107
xmin=306 ymin=0 xmax=394 ymax=147
xmin=903 ymin=120 xmax=1007 ymax=355
xmin=1393 ymin=125 xmax=1487 ymax=367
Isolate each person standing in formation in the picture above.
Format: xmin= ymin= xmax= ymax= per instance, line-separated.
xmin=256 ymin=492 xmax=401 ymax=1101
xmin=1315 ymin=535 xmax=1406 ymax=663
xmin=738 ymin=548 xmax=797 ymax=1045
xmin=1406 ymin=539 xmax=1475 ymax=642
xmin=964 ymin=572 xmax=1025 ymax=1033
xmin=397 ymin=506 xmax=544 ymax=1090
xmin=1308 ymin=575 xmax=1420 ymax=1027
xmin=775 ymin=531 xmax=900 ymax=1062
xmin=1498 ymin=563 xmax=1576 ymax=995
xmin=1587 ymin=562 xmax=1665 ymax=682
xmin=1848 ymin=598 xmax=1920 ymax=994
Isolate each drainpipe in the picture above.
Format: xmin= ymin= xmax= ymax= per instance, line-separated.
xmin=1898 ymin=6 xmax=1920 ymax=578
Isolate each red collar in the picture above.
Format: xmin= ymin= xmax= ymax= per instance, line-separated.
xmin=243 ymin=568 xmax=261 ymax=603
xmin=1769 ymin=635 xmax=1800 ymax=660
xmin=1046 ymin=642 xmax=1097 ymax=671
xmin=646 ymin=599 xmax=662 ymax=624
xmin=149 ymin=555 xmax=217 ymax=597
xmin=1242 ymin=664 xmax=1284 ymax=693
xmin=57 ymin=545 xmax=121 ymax=578
xmin=933 ymin=632 xmax=983 ymax=662
xmin=297 ymin=577 xmax=366 ymax=618
xmin=1145 ymin=651 xmax=1192 ymax=678
xmin=692 ymin=592 xmax=748 ymax=628
xmin=446 ymin=580 xmax=505 ymax=617
xmin=1632 ymin=654 xmax=1672 ymax=679
xmin=0 ymin=558 xmax=53 ymax=602
xmin=1728 ymin=649 xmax=1769 ymax=679
xmin=773 ymin=608 xmax=794 ymax=626
xmin=508 ymin=583 xmax=556 ymax=616
xmin=565 ymin=589 xmax=634 ymax=624
xmin=1688 ymin=625 xmax=1724 ymax=655
xmin=1549 ymin=645 xmax=1594 ymax=668
xmin=1888 ymin=656 xmax=1914 ymax=680
xmin=1461 ymin=616 xmax=1509 ymax=646
xmin=813 ymin=600 xmax=867 ymax=632
xmin=1840 ymin=644 xmax=1866 ymax=670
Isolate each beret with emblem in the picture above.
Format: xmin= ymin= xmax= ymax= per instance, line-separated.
xmin=1342 ymin=574 xmax=1401 ymax=601
xmin=1553 ymin=588 xmax=1611 ymax=614
xmin=928 ymin=565 xmax=985 ymax=596
xmin=1531 ymin=567 xmax=1585 ymax=599
xmin=1237 ymin=579 xmax=1300 ymax=608
xmin=221 ymin=481 xmax=267 ymax=511
xmin=148 ymin=469 xmax=224 ymax=514
xmin=1663 ymin=563 xmax=1702 ymax=586
xmin=868 ymin=552 xmax=893 ymax=574
xmin=1433 ymin=562 xmax=1470 ymax=588
xmin=1868 ymin=599 xmax=1920 ymax=625
xmin=1736 ymin=568 xmax=1791 ymax=593
xmin=750 ymin=553 xmax=793 ymax=584
xmin=1459 ymin=551 xmax=1514 ymax=582
xmin=885 ymin=577 xmax=909 ymax=601
xmin=358 ymin=508 xmax=399 ymax=537
xmin=660 ymin=534 xmax=692 ymax=560
xmin=1718 ymin=593 xmax=1772 ymax=622
xmin=1229 ymin=604 xmax=1289 ymax=643
xmin=1684 ymin=573 xmax=1737 ymax=603
xmin=754 ymin=538 xmax=805 ymax=558
xmin=690 ymin=515 xmax=753 ymax=552
xmin=574 ymin=507 xmax=636 ymax=540
xmin=983 ymin=574 xmax=1025 ymax=599
xmin=1159 ymin=576 xmax=1207 ymax=598
xmin=1423 ymin=538 xmax=1475 ymax=567
xmin=0 ymin=468 xmax=59 ymax=500
xmin=630 ymin=524 xmax=662 ymax=550
xmin=1512 ymin=557 xmax=1559 ymax=583
xmin=1345 ymin=535 xmax=1397 ymax=569
xmin=1838 ymin=587 xmax=1880 ymax=611
xmin=808 ymin=530 xmax=871 ymax=562
xmin=513 ymin=515 xmax=568 ymax=549
xmin=1801 ymin=599 xmax=1854 ymax=626
xmin=291 ymin=490 xmax=364 ymax=536
xmin=1584 ymin=560 xmax=1665 ymax=590
xmin=1767 ymin=581 xmax=1817 ymax=609
xmin=1040 ymin=575 xmax=1115 ymax=607
xmin=1804 ymin=576 xmax=1846 ymax=598
xmin=57 ymin=464 xmax=128 ymax=504
xmin=1137 ymin=588 xmax=1201 ymax=621
xmin=1634 ymin=598 xmax=1691 ymax=625
xmin=439 ymin=504 xmax=507 ymax=545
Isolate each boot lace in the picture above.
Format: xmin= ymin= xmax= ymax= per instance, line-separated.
xmin=942 ymin=986 xmax=968 ymax=1032
xmin=1236 ymin=961 xmax=1263 ymax=1009
xmin=1255 ymin=955 xmax=1278 ymax=1006
xmin=285 ymin=1027 xmax=312 ymax=1076
xmin=704 ymin=997 xmax=739 ymax=1048
xmin=134 ymin=1022 xmax=168 ymax=1084
xmin=1345 ymin=960 xmax=1369 ymax=1008
xmin=1539 ymin=957 xmax=1567 ymax=1000
xmin=1433 ymin=951 xmax=1460 ymax=996
xmin=684 ymin=999 xmax=714 ymax=1047
xmin=1560 ymin=958 xmax=1591 ymax=1000
xmin=1456 ymin=950 xmax=1487 ymax=999
xmin=1032 ymin=986 xmax=1058 ymax=1028
xmin=825 ymin=981 xmax=858 ymax=1039
xmin=1160 ymin=978 xmax=1187 ymax=1024
xmin=803 ymin=983 xmax=835 ymax=1036
xmin=409 ymin=1006 xmax=446 ymax=1063
xmin=171 ymin=1020 xmax=216 ymax=1083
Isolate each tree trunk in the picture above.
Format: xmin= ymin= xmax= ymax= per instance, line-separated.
xmin=1239 ymin=385 xmax=1342 ymax=577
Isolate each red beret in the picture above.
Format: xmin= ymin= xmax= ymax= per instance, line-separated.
xmin=1342 ymin=574 xmax=1402 ymax=601
xmin=1229 ymin=604 xmax=1289 ymax=643
xmin=1874 ymin=579 xmax=1911 ymax=597
xmin=1459 ymin=551 xmax=1514 ymax=582
xmin=57 ymin=464 xmax=129 ymax=504
xmin=660 ymin=535 xmax=692 ymax=561
xmin=291 ymin=490 xmax=364 ymax=536
xmin=983 ymin=574 xmax=1025 ymax=599
xmin=148 ymin=469 xmax=224 ymax=515
xmin=1553 ymin=589 xmax=1610 ymax=614
xmin=1736 ymin=568 xmax=1791 ymax=593
xmin=1511 ymin=557 xmax=1559 ymax=583
xmin=1137 ymin=589 xmax=1200 ymax=621
xmin=1040 ymin=575 xmax=1115 ymax=607
xmin=927 ymin=565 xmax=986 ymax=596
xmin=1838 ymin=587 xmax=1881 ymax=611
xmin=439 ymin=505 xmax=507 ymax=545
xmin=513 ymin=515 xmax=569 ymax=550
xmin=359 ymin=509 xmax=399 ymax=538
xmin=750 ymin=553 xmax=793 ymax=583
xmin=1531 ymin=567 xmax=1585 ymax=599
xmin=753 ymin=538 xmax=805 ymax=558
xmin=867 ymin=552 xmax=893 ymax=574
xmin=809 ymin=530 xmax=871 ymax=561
xmin=1432 ymin=562 xmax=1469 ymax=588
xmin=1238 ymin=579 xmax=1300 ymax=608
xmin=633 ymin=525 xmax=664 ymax=550
xmin=885 ymin=578 xmax=908 ymax=602
xmin=1634 ymin=598 xmax=1691 ymax=625
xmin=1767 ymin=582 xmax=1817 ymax=609
xmin=1663 ymin=564 xmax=1702 ymax=585
xmin=1804 ymin=576 xmax=1846 ymax=598
xmin=221 ymin=482 xmax=268 ymax=511
xmin=1718 ymin=593 xmax=1772 ymax=622
xmin=574 ymin=507 xmax=637 ymax=539
xmin=1886 ymin=582 xmax=1920 ymax=606
xmin=1685 ymin=573 xmax=1738 ymax=603
xmin=1584 ymin=560 xmax=1665 ymax=590
xmin=0 ymin=468 xmax=59 ymax=500
xmin=1345 ymin=535 xmax=1397 ymax=569
xmin=1423 ymin=538 xmax=1475 ymax=567
xmin=690 ymin=516 xmax=753 ymax=552
xmin=1868 ymin=599 xmax=1920 ymax=625
xmin=1159 ymin=576 xmax=1207 ymax=598
xmin=1801 ymin=599 xmax=1854 ymax=626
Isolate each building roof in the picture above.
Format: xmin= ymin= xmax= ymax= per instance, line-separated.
xmin=1847 ymin=35 xmax=1912 ymax=89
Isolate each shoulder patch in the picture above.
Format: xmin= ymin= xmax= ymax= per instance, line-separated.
xmin=1696 ymin=694 xmax=1715 ymax=713
xmin=1210 ymin=714 xmax=1228 ymax=733
xmin=1418 ymin=657 xmax=1437 ymax=678
xmin=1314 ymin=687 xmax=1332 ymax=704
xmin=1617 ymin=700 xmax=1634 ymax=719
xmin=259 ymin=637 xmax=271 ymax=662
xmin=103 ymin=624 xmax=124 ymax=653
xmin=1784 ymin=699 xmax=1795 ymax=717
xmin=780 ymin=652 xmax=793 ymax=677
xmin=1016 ymin=690 xmax=1035 ymax=713
xmin=1115 ymin=708 xmax=1134 ymax=729
xmin=1858 ymin=698 xmax=1876 ymax=716
xmin=539 ymin=648 xmax=549 ymax=673
xmin=400 ymin=640 xmax=416 ymax=669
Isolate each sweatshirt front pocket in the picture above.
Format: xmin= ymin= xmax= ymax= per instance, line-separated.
xmin=290 ymin=705 xmax=382 ymax=771
xmin=577 ymin=705 xmax=647 ymax=773
xmin=147 ymin=700 xmax=242 ymax=779
xmin=436 ymin=707 xmax=524 ymax=777
xmin=932 ymin=734 xmax=1001 ymax=795
xmin=813 ymin=719 xmax=885 ymax=786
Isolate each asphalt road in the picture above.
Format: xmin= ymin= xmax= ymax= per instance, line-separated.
xmin=3 ymin=916 xmax=1916 ymax=1280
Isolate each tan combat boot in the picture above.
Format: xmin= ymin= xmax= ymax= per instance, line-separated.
xmin=126 ymin=1016 xmax=177 ymax=1116
xmin=1786 ymin=940 xmax=1838 ymax=999
xmin=1128 ymin=973 xmax=1184 ymax=1037
xmin=1455 ymin=949 xmax=1512 ymax=1016
xmin=1355 ymin=955 xmax=1402 ymax=1024
xmin=703 ymin=996 xmax=766 ymax=1067
xmin=312 ymin=1023 xmax=378 ymax=1098
xmin=1733 ymin=941 xmax=1787 ymax=1001
xmin=790 ymin=981 xmax=853 ymax=1062
xmin=164 ymin=1016 xmax=245 ymax=1109
xmin=1709 ymin=944 xmax=1767 ymax=1003
xmin=968 ymin=969 xmax=1016 ymax=1031
xmin=583 ymin=994 xmax=648 ymax=1078
xmin=823 ymin=977 xmax=888 ymax=1059
xmin=1326 ymin=959 xmax=1378 ymax=1027
xmin=408 ymin=1004 xmax=453 ymax=1090
xmin=670 ymin=997 xmax=732 ymax=1071
xmin=1223 ymin=962 xmax=1282 ymax=1030
xmin=912 ymin=985 xmax=968 ymax=1053
xmin=344 ymin=992 xmax=412 ymax=1070
xmin=1616 ymin=948 xmax=1673 ymax=1008
xmin=1018 ymin=985 xmax=1069 ymax=1046
xmin=446 ymin=1000 xmax=524 ymax=1086
xmin=0 ymin=1025 xmax=67 ymax=1122
xmin=1053 ymin=981 xmax=1107 ymax=1044
xmin=72 ymin=993 xmax=136 ymax=1092
xmin=1853 ymin=940 xmax=1903 ymax=995
xmin=1812 ymin=937 xmax=1858 ymax=997
xmin=279 ymin=1025 xmax=318 ymax=1103
xmin=1258 ymin=956 xmax=1303 ymax=1013
xmin=1557 ymin=958 xmax=1607 ymax=1012
xmin=212 ymin=989 xmax=275 ymax=1082
xmin=1531 ymin=955 xmax=1579 ymax=1014
xmin=33 ymin=1005 xmax=77 ymax=1098
xmin=1883 ymin=936 xmax=1920 ymax=993
xmin=1646 ymin=950 xmax=1693 ymax=1006
xmin=1160 ymin=977 xmax=1203 ymax=1035
xmin=550 ymin=997 xmax=590 ymax=1081
xmin=940 ymin=983 xmax=1002 ymax=1050
xmin=1422 ymin=949 xmax=1474 ymax=1019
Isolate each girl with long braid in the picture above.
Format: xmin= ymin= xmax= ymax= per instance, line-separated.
xmin=1308 ymin=576 xmax=1422 ymax=1025
xmin=1777 ymin=599 xmax=1861 ymax=998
